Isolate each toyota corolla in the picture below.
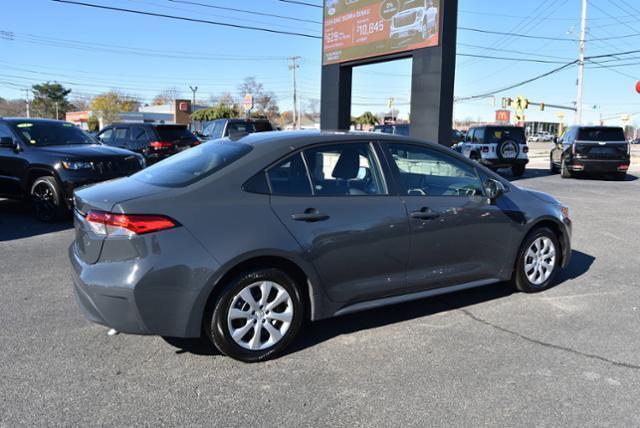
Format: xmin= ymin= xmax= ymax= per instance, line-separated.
xmin=69 ymin=132 xmax=572 ymax=362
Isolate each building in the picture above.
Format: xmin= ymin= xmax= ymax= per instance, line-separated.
xmin=66 ymin=99 xmax=197 ymax=130
xmin=523 ymin=121 xmax=561 ymax=138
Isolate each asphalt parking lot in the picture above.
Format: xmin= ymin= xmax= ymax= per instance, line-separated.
xmin=1 ymin=168 xmax=639 ymax=426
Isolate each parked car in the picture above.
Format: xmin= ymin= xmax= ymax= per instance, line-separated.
xmin=373 ymin=124 xmax=410 ymax=136
xmin=550 ymin=126 xmax=630 ymax=180
xmin=374 ymin=124 xmax=463 ymax=146
xmin=70 ymin=131 xmax=572 ymax=363
xmin=529 ymin=132 xmax=553 ymax=143
xmin=202 ymin=118 xmax=273 ymax=141
xmin=0 ymin=118 xmax=144 ymax=221
xmin=96 ymin=123 xmax=199 ymax=165
xmin=630 ymin=138 xmax=640 ymax=145
xmin=457 ymin=126 xmax=529 ymax=177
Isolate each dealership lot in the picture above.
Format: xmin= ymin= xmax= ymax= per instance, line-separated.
xmin=1 ymin=169 xmax=639 ymax=426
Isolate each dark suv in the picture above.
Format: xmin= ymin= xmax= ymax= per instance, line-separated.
xmin=0 ymin=118 xmax=144 ymax=221
xmin=550 ymin=126 xmax=630 ymax=180
xmin=97 ymin=123 xmax=199 ymax=165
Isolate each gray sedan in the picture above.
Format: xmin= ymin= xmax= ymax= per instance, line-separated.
xmin=69 ymin=131 xmax=572 ymax=362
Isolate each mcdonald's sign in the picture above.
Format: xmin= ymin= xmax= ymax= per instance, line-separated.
xmin=495 ymin=110 xmax=511 ymax=123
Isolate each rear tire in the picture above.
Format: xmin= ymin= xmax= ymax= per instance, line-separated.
xmin=512 ymin=164 xmax=525 ymax=177
xmin=614 ymin=172 xmax=626 ymax=181
xmin=550 ymin=157 xmax=559 ymax=174
xmin=30 ymin=176 xmax=67 ymax=222
xmin=512 ymin=227 xmax=560 ymax=293
xmin=206 ymin=268 xmax=304 ymax=363
xmin=560 ymin=160 xmax=572 ymax=178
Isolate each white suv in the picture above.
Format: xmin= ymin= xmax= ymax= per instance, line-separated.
xmin=456 ymin=126 xmax=529 ymax=177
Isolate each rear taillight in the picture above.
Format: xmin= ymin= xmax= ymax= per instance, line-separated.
xmin=523 ymin=145 xmax=529 ymax=153
xmin=618 ymin=164 xmax=629 ymax=171
xmin=149 ymin=141 xmax=174 ymax=150
xmin=482 ymin=146 xmax=489 ymax=153
xmin=86 ymin=210 xmax=179 ymax=236
xmin=572 ymin=143 xmax=576 ymax=155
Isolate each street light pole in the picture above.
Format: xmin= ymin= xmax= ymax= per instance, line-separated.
xmin=189 ymin=86 xmax=198 ymax=110
xmin=576 ymin=0 xmax=587 ymax=125
xmin=289 ymin=56 xmax=301 ymax=130
xmin=55 ymin=102 xmax=59 ymax=120
xmin=24 ymin=88 xmax=30 ymax=118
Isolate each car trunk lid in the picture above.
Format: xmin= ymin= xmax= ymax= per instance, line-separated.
xmin=574 ymin=140 xmax=629 ymax=160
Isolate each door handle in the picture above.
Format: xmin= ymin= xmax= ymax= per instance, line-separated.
xmin=410 ymin=208 xmax=440 ymax=220
xmin=291 ymin=208 xmax=330 ymax=223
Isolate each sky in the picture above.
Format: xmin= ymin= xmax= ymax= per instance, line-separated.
xmin=2 ymin=0 xmax=640 ymax=127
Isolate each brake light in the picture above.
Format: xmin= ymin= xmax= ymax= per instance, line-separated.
xmin=523 ymin=145 xmax=529 ymax=153
xmin=149 ymin=141 xmax=174 ymax=150
xmin=618 ymin=164 xmax=629 ymax=171
xmin=572 ymin=143 xmax=576 ymax=155
xmin=86 ymin=210 xmax=179 ymax=236
xmin=482 ymin=146 xmax=489 ymax=153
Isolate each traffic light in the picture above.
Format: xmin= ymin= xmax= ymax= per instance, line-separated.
xmin=523 ymin=98 xmax=530 ymax=109
xmin=502 ymin=97 xmax=513 ymax=109
xmin=540 ymin=103 xmax=545 ymax=111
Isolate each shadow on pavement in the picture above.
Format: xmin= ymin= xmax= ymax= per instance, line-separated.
xmin=168 ymin=249 xmax=596 ymax=359
xmin=0 ymin=199 xmax=72 ymax=242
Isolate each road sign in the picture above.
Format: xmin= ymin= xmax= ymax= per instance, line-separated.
xmin=495 ymin=110 xmax=511 ymax=123
xmin=243 ymin=94 xmax=253 ymax=112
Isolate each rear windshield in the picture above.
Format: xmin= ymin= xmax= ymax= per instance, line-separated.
xmin=394 ymin=125 xmax=410 ymax=136
xmin=485 ymin=127 xmax=525 ymax=144
xmin=10 ymin=121 xmax=96 ymax=146
xmin=577 ymin=127 xmax=625 ymax=142
xmin=131 ymin=141 xmax=252 ymax=187
xmin=154 ymin=125 xmax=197 ymax=142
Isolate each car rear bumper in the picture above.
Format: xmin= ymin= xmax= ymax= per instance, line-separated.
xmin=566 ymin=158 xmax=630 ymax=173
xmin=68 ymin=227 xmax=221 ymax=338
xmin=480 ymin=158 xmax=529 ymax=168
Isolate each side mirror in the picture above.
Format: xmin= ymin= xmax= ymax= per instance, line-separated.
xmin=485 ymin=178 xmax=507 ymax=202
xmin=0 ymin=137 xmax=16 ymax=149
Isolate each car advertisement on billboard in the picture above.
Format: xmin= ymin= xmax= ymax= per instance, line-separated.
xmin=323 ymin=0 xmax=440 ymax=65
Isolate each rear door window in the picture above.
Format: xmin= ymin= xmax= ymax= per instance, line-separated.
xmin=98 ymin=128 xmax=113 ymax=144
xmin=267 ymin=153 xmax=312 ymax=196
xmin=154 ymin=126 xmax=197 ymax=142
xmin=303 ymin=143 xmax=387 ymax=196
xmin=113 ymin=127 xmax=129 ymax=147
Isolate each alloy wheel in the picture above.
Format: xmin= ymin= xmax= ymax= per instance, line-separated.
xmin=226 ymin=281 xmax=294 ymax=351
xmin=32 ymin=181 xmax=57 ymax=221
xmin=524 ymin=237 xmax=556 ymax=286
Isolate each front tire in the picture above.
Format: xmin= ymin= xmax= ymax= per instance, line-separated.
xmin=512 ymin=227 xmax=560 ymax=293
xmin=207 ymin=268 xmax=304 ymax=363
xmin=30 ymin=176 xmax=66 ymax=222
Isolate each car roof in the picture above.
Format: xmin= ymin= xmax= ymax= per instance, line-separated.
xmin=230 ymin=130 xmax=434 ymax=150
xmin=1 ymin=118 xmax=71 ymax=125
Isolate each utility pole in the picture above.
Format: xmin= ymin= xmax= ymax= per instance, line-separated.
xmin=189 ymin=86 xmax=198 ymax=110
xmin=576 ymin=0 xmax=587 ymax=125
xmin=23 ymin=88 xmax=30 ymax=118
xmin=288 ymin=56 xmax=301 ymax=130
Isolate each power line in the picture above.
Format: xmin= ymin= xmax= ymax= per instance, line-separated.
xmin=167 ymin=0 xmax=322 ymax=24
xmin=456 ymin=61 xmax=579 ymax=101
xmin=50 ymin=0 xmax=322 ymax=39
xmin=277 ymin=0 xmax=322 ymax=8
xmin=459 ymin=26 xmax=640 ymax=42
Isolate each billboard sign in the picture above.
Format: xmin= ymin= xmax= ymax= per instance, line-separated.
xmin=323 ymin=0 xmax=440 ymax=65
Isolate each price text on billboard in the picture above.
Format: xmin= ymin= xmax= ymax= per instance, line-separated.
xmin=323 ymin=0 xmax=440 ymax=65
